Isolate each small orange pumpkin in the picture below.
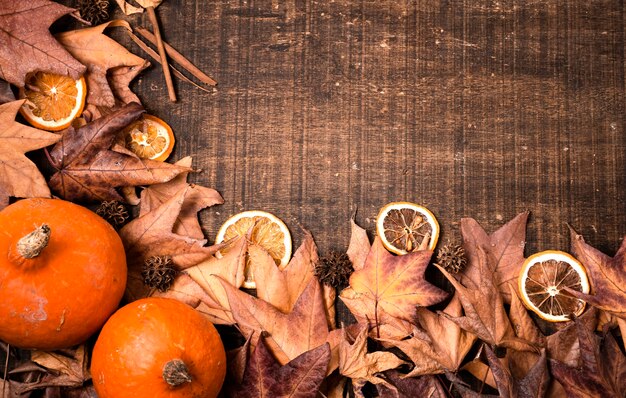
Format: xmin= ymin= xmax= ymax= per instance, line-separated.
xmin=0 ymin=198 xmax=127 ymax=349
xmin=91 ymin=297 xmax=227 ymax=398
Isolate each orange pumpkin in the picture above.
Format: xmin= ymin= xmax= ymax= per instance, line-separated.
xmin=0 ymin=198 xmax=127 ymax=350
xmin=91 ymin=297 xmax=227 ymax=398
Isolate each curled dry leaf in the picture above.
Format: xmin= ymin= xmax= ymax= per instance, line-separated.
xmin=25 ymin=346 xmax=89 ymax=391
xmin=376 ymin=371 xmax=448 ymax=398
xmin=338 ymin=324 xmax=407 ymax=398
xmin=340 ymin=237 xmax=447 ymax=331
xmin=566 ymin=229 xmax=626 ymax=319
xmin=0 ymin=100 xmax=61 ymax=207
xmin=227 ymin=337 xmax=330 ymax=398
xmin=56 ymin=20 xmax=150 ymax=109
xmin=436 ymin=247 xmax=537 ymax=352
xmin=0 ymin=0 xmax=85 ymax=87
xmin=460 ymin=212 xmax=529 ymax=303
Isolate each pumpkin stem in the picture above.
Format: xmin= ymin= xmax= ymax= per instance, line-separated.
xmin=16 ymin=224 xmax=50 ymax=259
xmin=163 ymin=359 xmax=192 ymax=387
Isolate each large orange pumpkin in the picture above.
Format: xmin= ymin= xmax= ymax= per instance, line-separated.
xmin=0 ymin=198 xmax=127 ymax=349
xmin=91 ymin=297 xmax=227 ymax=398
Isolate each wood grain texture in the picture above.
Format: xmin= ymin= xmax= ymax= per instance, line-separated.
xmin=115 ymin=0 xmax=624 ymax=257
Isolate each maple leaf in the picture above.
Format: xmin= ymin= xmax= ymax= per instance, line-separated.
xmin=564 ymin=229 xmax=626 ymax=319
xmin=227 ymin=337 xmax=330 ymax=398
xmin=0 ymin=0 xmax=85 ymax=87
xmin=376 ymin=372 xmax=448 ymax=398
xmin=387 ymin=292 xmax=477 ymax=377
xmin=0 ymin=100 xmax=61 ymax=207
xmin=0 ymin=80 xmax=14 ymax=104
xmin=120 ymin=185 xmax=219 ymax=301
xmin=460 ymin=212 xmax=529 ymax=302
xmin=346 ymin=219 xmax=370 ymax=272
xmin=436 ymin=247 xmax=537 ymax=352
xmin=56 ymin=21 xmax=150 ymax=109
xmin=339 ymin=237 xmax=447 ymax=330
xmin=221 ymin=276 xmax=329 ymax=365
xmin=47 ymin=102 xmax=190 ymax=202
xmin=338 ymin=324 xmax=407 ymax=397
xmin=140 ymin=156 xmax=224 ymax=240
xmin=550 ymin=316 xmax=626 ymax=397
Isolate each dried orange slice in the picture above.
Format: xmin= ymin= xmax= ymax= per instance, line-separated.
xmin=519 ymin=250 xmax=590 ymax=322
xmin=216 ymin=210 xmax=292 ymax=289
xmin=376 ymin=201 xmax=440 ymax=254
xmin=118 ymin=115 xmax=175 ymax=161
xmin=19 ymin=72 xmax=86 ymax=131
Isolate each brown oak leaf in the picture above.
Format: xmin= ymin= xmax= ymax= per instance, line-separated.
xmin=140 ymin=156 xmax=224 ymax=240
xmin=338 ymin=324 xmax=407 ymax=397
xmin=339 ymin=237 xmax=447 ymax=330
xmin=226 ymin=337 xmax=330 ymax=398
xmin=460 ymin=212 xmax=529 ymax=302
xmin=376 ymin=372 xmax=448 ymax=398
xmin=120 ymin=185 xmax=219 ymax=301
xmin=221 ymin=276 xmax=329 ymax=365
xmin=0 ymin=0 xmax=85 ymax=87
xmin=47 ymin=102 xmax=189 ymax=202
xmin=550 ymin=315 xmax=626 ymax=398
xmin=56 ymin=20 xmax=149 ymax=109
xmin=386 ymin=292 xmax=477 ymax=377
xmin=436 ymin=247 xmax=537 ymax=352
xmin=0 ymin=100 xmax=61 ymax=207
xmin=565 ymin=229 xmax=626 ymax=319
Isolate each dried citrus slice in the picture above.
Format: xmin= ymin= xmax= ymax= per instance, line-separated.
xmin=519 ymin=250 xmax=590 ymax=322
xmin=118 ymin=115 xmax=175 ymax=161
xmin=376 ymin=201 xmax=440 ymax=254
xmin=216 ymin=210 xmax=292 ymax=289
xmin=19 ymin=72 xmax=86 ymax=131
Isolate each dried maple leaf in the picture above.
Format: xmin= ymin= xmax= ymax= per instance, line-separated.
xmin=436 ymin=248 xmax=537 ymax=352
xmin=338 ymin=324 xmax=407 ymax=397
xmin=47 ymin=102 xmax=189 ymax=202
xmin=227 ymin=337 xmax=330 ymax=398
xmin=0 ymin=100 xmax=61 ymax=207
xmin=56 ymin=21 xmax=150 ymax=109
xmin=339 ymin=237 xmax=447 ymax=330
xmin=120 ymin=185 xmax=219 ymax=301
xmin=346 ymin=219 xmax=370 ymax=272
xmin=221 ymin=276 xmax=329 ymax=365
xmin=376 ymin=372 xmax=448 ymax=398
xmin=386 ymin=293 xmax=477 ymax=377
xmin=565 ymin=229 xmax=626 ymax=319
xmin=460 ymin=212 xmax=529 ymax=302
xmin=0 ymin=80 xmax=14 ymax=104
xmin=140 ymin=156 xmax=224 ymax=240
xmin=550 ymin=316 xmax=626 ymax=398
xmin=0 ymin=0 xmax=85 ymax=87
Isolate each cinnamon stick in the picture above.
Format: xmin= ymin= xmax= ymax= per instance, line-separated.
xmin=136 ymin=27 xmax=217 ymax=86
xmin=146 ymin=6 xmax=177 ymax=102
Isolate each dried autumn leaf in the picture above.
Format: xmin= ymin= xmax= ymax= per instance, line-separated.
xmin=120 ymin=185 xmax=219 ymax=301
xmin=565 ymin=229 xmax=626 ymax=319
xmin=0 ymin=0 xmax=85 ymax=87
xmin=460 ymin=212 xmax=529 ymax=302
xmin=227 ymin=337 xmax=330 ymax=398
xmin=47 ymin=102 xmax=189 ymax=202
xmin=376 ymin=372 xmax=448 ymax=398
xmin=140 ymin=156 xmax=224 ymax=240
xmin=340 ymin=237 xmax=447 ymax=329
xmin=346 ymin=219 xmax=370 ymax=272
xmin=436 ymin=248 xmax=537 ymax=352
xmin=550 ymin=316 xmax=626 ymax=397
xmin=483 ymin=345 xmax=549 ymax=398
xmin=221 ymin=276 xmax=329 ymax=365
xmin=338 ymin=324 xmax=406 ymax=397
xmin=546 ymin=306 xmax=597 ymax=368
xmin=0 ymin=80 xmax=14 ymax=104
xmin=113 ymin=0 xmax=143 ymax=15
xmin=386 ymin=292 xmax=477 ymax=376
xmin=56 ymin=21 xmax=150 ymax=109
xmin=27 ymin=346 xmax=89 ymax=390
xmin=0 ymin=100 xmax=61 ymax=207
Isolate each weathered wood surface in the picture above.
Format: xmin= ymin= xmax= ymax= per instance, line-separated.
xmin=118 ymin=0 xmax=624 ymax=256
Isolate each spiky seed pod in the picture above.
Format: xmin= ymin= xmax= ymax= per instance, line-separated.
xmin=78 ymin=0 xmax=110 ymax=25
xmin=96 ymin=200 xmax=129 ymax=229
xmin=315 ymin=251 xmax=354 ymax=289
xmin=434 ymin=243 xmax=467 ymax=273
xmin=142 ymin=256 xmax=177 ymax=292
